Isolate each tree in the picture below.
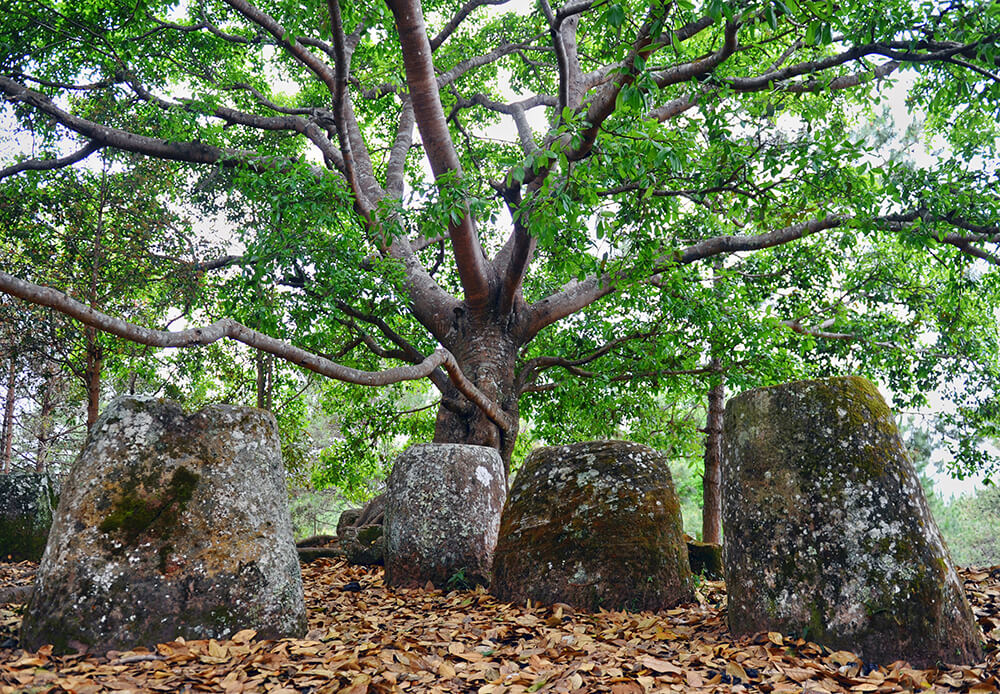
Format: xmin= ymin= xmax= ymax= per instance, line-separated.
xmin=1 ymin=0 xmax=999 ymax=480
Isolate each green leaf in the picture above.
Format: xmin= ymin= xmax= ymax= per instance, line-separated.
xmin=607 ymin=3 xmax=625 ymax=28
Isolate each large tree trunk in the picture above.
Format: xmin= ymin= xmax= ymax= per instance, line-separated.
xmin=432 ymin=314 xmax=521 ymax=474
xmin=702 ymin=375 xmax=725 ymax=544
xmin=2 ymin=354 xmax=15 ymax=474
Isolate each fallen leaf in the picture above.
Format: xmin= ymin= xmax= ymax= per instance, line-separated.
xmin=640 ymin=656 xmax=682 ymax=674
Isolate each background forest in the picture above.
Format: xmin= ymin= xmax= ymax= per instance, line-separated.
xmin=1 ymin=337 xmax=997 ymax=565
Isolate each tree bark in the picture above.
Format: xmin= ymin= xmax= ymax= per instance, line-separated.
xmin=701 ymin=375 xmax=725 ymax=544
xmin=256 ymin=351 xmax=273 ymax=410
xmin=84 ymin=326 xmax=103 ymax=430
xmin=1 ymin=355 xmax=15 ymax=474
xmin=432 ymin=311 xmax=522 ymax=474
xmin=35 ymin=363 xmax=58 ymax=473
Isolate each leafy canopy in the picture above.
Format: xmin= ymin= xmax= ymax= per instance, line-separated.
xmin=1 ymin=0 xmax=999 ymax=478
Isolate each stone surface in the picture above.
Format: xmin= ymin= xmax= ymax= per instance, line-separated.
xmin=341 ymin=523 xmax=385 ymax=566
xmin=383 ymin=444 xmax=505 ymax=589
xmin=491 ymin=440 xmax=693 ymax=612
xmin=0 ymin=473 xmax=57 ymax=561
xmin=722 ymin=376 xmax=983 ymax=667
xmin=336 ymin=508 xmax=362 ymax=537
xmin=20 ymin=396 xmax=307 ymax=654
xmin=686 ymin=540 xmax=723 ymax=580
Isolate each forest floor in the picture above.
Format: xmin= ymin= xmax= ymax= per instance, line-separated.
xmin=1 ymin=558 xmax=998 ymax=694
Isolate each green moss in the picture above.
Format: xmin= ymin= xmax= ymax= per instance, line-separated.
xmin=99 ymin=465 xmax=201 ymax=546
xmin=494 ymin=441 xmax=692 ymax=611
xmin=169 ymin=466 xmax=199 ymax=503
xmin=802 ymin=601 xmax=827 ymax=643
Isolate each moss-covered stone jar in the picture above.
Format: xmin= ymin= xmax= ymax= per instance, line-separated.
xmin=722 ymin=376 xmax=982 ymax=667
xmin=491 ymin=440 xmax=693 ymax=612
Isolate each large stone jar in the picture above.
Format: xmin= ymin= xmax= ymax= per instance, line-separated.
xmin=491 ymin=440 xmax=693 ymax=612
xmin=722 ymin=376 xmax=982 ymax=666
xmin=20 ymin=396 xmax=307 ymax=654
xmin=383 ymin=443 xmax=506 ymax=589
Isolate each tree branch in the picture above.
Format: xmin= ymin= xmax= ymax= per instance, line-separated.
xmin=222 ymin=0 xmax=339 ymax=95
xmin=782 ymin=320 xmax=918 ymax=353
xmin=387 ymin=0 xmax=491 ymax=311
xmin=0 ymin=77 xmax=324 ymax=174
xmin=0 ymin=141 xmax=104 ymax=180
xmin=335 ymin=299 xmax=456 ymax=396
xmin=524 ymin=214 xmax=845 ymax=339
xmin=722 ymin=39 xmax=992 ymax=92
xmin=429 ymin=0 xmax=510 ymax=50
xmin=326 ymin=0 xmax=370 ymax=218
xmin=385 ymin=98 xmax=415 ymax=198
xmin=516 ymin=328 xmax=655 ymax=392
xmin=0 ymin=271 xmax=512 ymax=432
xmin=522 ymin=365 xmax=718 ymax=393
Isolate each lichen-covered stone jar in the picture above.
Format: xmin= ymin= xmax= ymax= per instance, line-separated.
xmin=20 ymin=396 xmax=306 ymax=654
xmin=722 ymin=376 xmax=982 ymax=666
xmin=383 ymin=443 xmax=506 ymax=589
xmin=491 ymin=440 xmax=692 ymax=612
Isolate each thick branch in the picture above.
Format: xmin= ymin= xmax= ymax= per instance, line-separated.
xmin=387 ymin=0 xmax=491 ymax=311
xmin=327 ymin=0 xmax=369 ymax=215
xmin=385 ymin=99 xmax=415 ymax=198
xmin=438 ymin=37 xmax=542 ymax=89
xmin=0 ymin=271 xmax=511 ymax=432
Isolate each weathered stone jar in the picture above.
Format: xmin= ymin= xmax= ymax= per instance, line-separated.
xmin=491 ymin=440 xmax=693 ymax=612
xmin=20 ymin=396 xmax=307 ymax=654
xmin=722 ymin=376 xmax=983 ymax=666
xmin=383 ymin=443 xmax=506 ymax=589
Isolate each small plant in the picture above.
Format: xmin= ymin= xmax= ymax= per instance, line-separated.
xmin=447 ymin=567 xmax=473 ymax=591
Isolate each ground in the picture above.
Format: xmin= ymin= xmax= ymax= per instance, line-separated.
xmin=1 ymin=559 xmax=998 ymax=693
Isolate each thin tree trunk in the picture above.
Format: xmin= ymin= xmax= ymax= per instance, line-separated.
xmin=1 ymin=355 xmax=15 ymax=474
xmin=84 ymin=326 xmax=103 ymax=430
xmin=702 ymin=373 xmax=725 ymax=544
xmin=256 ymin=351 xmax=273 ymax=411
xmin=84 ymin=168 xmax=107 ymax=430
xmin=35 ymin=364 xmax=58 ymax=473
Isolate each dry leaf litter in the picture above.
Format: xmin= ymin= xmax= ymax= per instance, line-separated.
xmin=1 ymin=559 xmax=998 ymax=693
